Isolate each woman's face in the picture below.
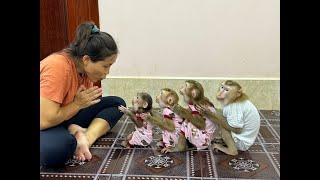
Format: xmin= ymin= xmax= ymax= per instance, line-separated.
xmin=83 ymin=54 xmax=117 ymax=82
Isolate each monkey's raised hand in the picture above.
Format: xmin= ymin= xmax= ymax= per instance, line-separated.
xmin=118 ymin=105 xmax=131 ymax=115
xmin=140 ymin=113 xmax=151 ymax=120
xmin=195 ymin=104 xmax=211 ymax=116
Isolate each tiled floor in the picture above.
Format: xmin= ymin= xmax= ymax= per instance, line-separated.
xmin=40 ymin=110 xmax=280 ymax=180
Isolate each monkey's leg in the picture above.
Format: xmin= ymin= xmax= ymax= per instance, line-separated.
xmin=156 ymin=139 xmax=164 ymax=149
xmin=167 ymin=134 xmax=188 ymax=153
xmin=121 ymin=133 xmax=133 ymax=148
xmin=212 ymin=127 xmax=226 ymax=145
xmin=126 ymin=133 xmax=133 ymax=140
xmin=212 ymin=127 xmax=238 ymax=156
xmin=177 ymin=134 xmax=187 ymax=151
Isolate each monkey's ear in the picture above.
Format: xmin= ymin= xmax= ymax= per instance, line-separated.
xmin=237 ymin=88 xmax=243 ymax=97
xmin=191 ymin=89 xmax=199 ymax=99
xmin=142 ymin=102 xmax=148 ymax=109
xmin=168 ymin=96 xmax=174 ymax=106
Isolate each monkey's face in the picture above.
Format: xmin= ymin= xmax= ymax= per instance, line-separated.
xmin=179 ymin=82 xmax=192 ymax=103
xmin=132 ymin=94 xmax=148 ymax=112
xmin=216 ymin=83 xmax=240 ymax=106
xmin=156 ymin=90 xmax=172 ymax=108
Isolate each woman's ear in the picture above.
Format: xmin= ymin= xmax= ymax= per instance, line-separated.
xmin=82 ymin=55 xmax=91 ymax=66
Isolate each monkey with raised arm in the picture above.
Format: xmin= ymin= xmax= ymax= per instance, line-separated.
xmin=118 ymin=92 xmax=153 ymax=148
xmin=172 ymin=80 xmax=217 ymax=150
xmin=141 ymin=88 xmax=187 ymax=153
xmin=195 ymin=80 xmax=260 ymax=155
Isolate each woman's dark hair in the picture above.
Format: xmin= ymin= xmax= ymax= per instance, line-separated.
xmin=66 ymin=21 xmax=118 ymax=62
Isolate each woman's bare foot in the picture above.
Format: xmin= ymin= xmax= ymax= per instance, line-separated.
xmin=74 ymin=131 xmax=92 ymax=161
xmin=68 ymin=124 xmax=87 ymax=135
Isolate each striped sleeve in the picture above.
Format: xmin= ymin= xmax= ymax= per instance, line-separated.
xmin=223 ymin=103 xmax=244 ymax=128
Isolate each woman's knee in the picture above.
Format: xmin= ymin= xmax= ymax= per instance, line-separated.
xmin=101 ymin=96 xmax=126 ymax=107
xmin=96 ymin=105 xmax=125 ymax=129
xmin=40 ymin=130 xmax=77 ymax=167
xmin=115 ymin=96 xmax=126 ymax=106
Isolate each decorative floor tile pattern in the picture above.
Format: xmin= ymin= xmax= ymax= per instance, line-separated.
xmin=127 ymin=149 xmax=187 ymax=176
xmin=41 ymin=148 xmax=110 ymax=174
xmin=215 ymin=151 xmax=279 ymax=179
xmin=41 ymin=110 xmax=280 ymax=179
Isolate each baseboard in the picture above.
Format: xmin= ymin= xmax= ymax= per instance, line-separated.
xmin=101 ymin=77 xmax=280 ymax=110
xmin=105 ymin=76 xmax=280 ymax=80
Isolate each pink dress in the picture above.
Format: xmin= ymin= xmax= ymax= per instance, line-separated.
xmin=162 ymin=107 xmax=184 ymax=148
xmin=128 ymin=112 xmax=153 ymax=146
xmin=181 ymin=104 xmax=217 ymax=150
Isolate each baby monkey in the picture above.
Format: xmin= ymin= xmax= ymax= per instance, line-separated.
xmin=195 ymin=80 xmax=260 ymax=155
xmin=141 ymin=88 xmax=187 ymax=153
xmin=172 ymin=80 xmax=217 ymax=150
xmin=118 ymin=92 xmax=153 ymax=148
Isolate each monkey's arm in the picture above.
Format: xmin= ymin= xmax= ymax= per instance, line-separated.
xmin=172 ymin=104 xmax=205 ymax=130
xmin=175 ymin=134 xmax=187 ymax=151
xmin=118 ymin=106 xmax=144 ymax=128
xmin=146 ymin=115 xmax=175 ymax=132
xmin=127 ymin=111 xmax=144 ymax=128
xmin=205 ymin=110 xmax=241 ymax=134
xmin=161 ymin=134 xmax=187 ymax=153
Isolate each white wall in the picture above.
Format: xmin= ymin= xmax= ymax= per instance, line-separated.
xmin=98 ymin=0 xmax=280 ymax=78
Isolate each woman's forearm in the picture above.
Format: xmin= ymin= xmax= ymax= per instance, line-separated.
xmin=40 ymin=101 xmax=81 ymax=130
